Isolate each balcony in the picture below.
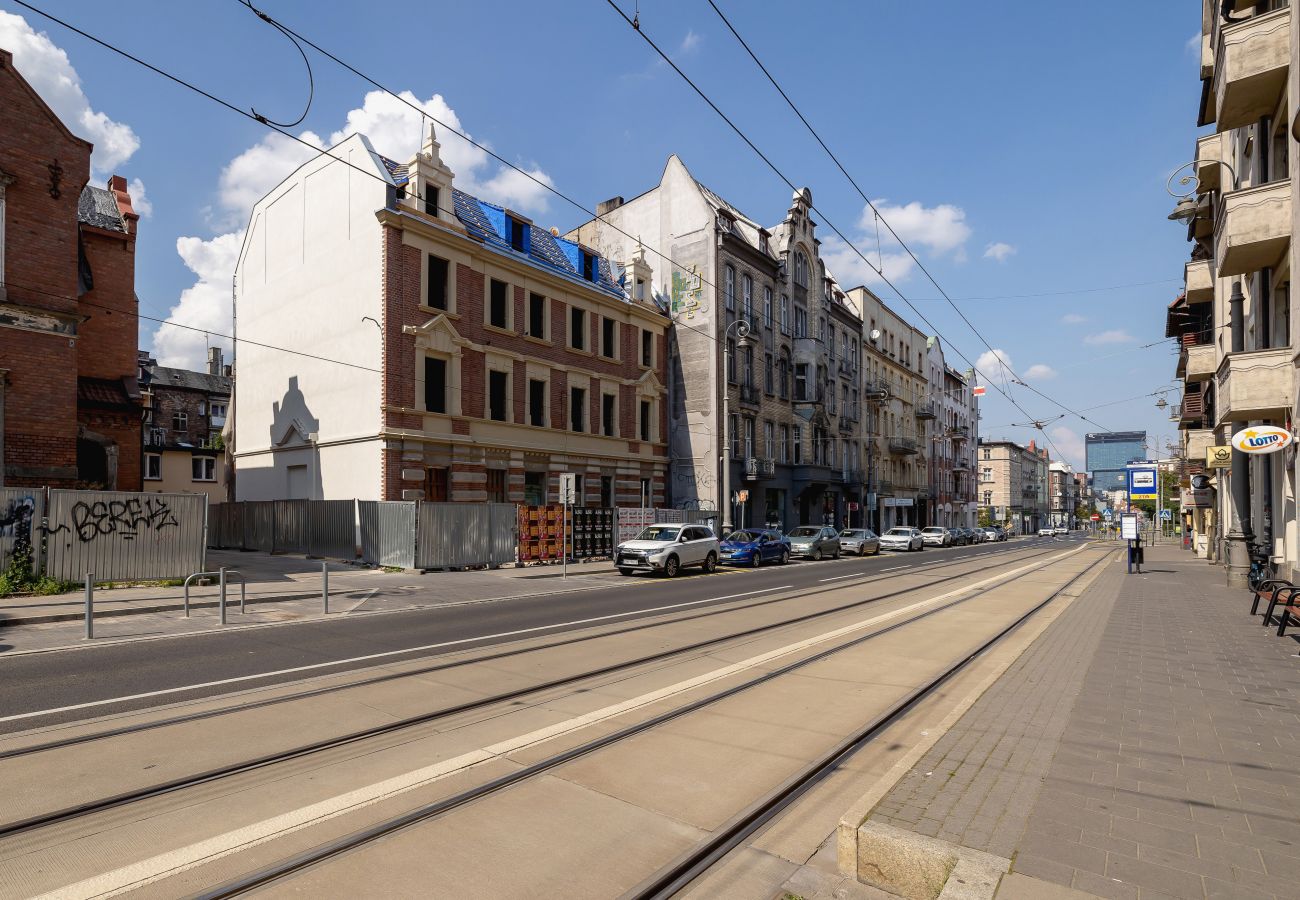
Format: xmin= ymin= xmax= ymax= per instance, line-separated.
xmin=793 ymin=336 xmax=829 ymax=366
xmin=876 ymin=479 xmax=894 ymax=496
xmin=1180 ymin=386 xmax=1207 ymax=426
xmin=738 ymin=383 xmax=761 ymax=406
xmin=843 ymin=467 xmax=865 ymax=485
xmin=838 ymin=415 xmax=855 ymax=434
xmin=1194 ymin=134 xmax=1224 ymax=194
xmin=1216 ymin=345 xmax=1291 ymax=422
xmin=744 ymin=457 xmax=776 ymax=480
xmin=863 ymin=379 xmax=890 ymax=401
xmin=1213 ymin=6 xmax=1290 ymax=132
xmin=1184 ymin=258 xmax=1213 ymax=304
xmin=1178 ymin=341 xmax=1217 ymax=383
xmin=914 ymin=400 xmax=937 ymax=419
xmin=1183 ymin=428 xmax=1216 ymax=463
xmin=210 ymin=413 xmax=227 ymax=428
xmin=952 ymin=459 xmax=970 ymax=472
xmin=888 ymin=435 xmax=918 ymax=455
xmin=1214 ymin=180 xmax=1291 ymax=278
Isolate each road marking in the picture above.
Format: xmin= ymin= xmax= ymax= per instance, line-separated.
xmin=880 ymin=566 xmax=912 ymax=572
xmin=344 ymin=590 xmax=378 ymax=616
xmin=0 ymin=585 xmax=796 ymax=724
xmin=817 ymin=572 xmax=865 ymax=582
xmin=34 ymin=547 xmax=1086 ymax=899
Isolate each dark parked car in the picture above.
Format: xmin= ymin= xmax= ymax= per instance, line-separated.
xmin=786 ymin=525 xmax=841 ymax=560
xmin=718 ymin=529 xmax=791 ymax=567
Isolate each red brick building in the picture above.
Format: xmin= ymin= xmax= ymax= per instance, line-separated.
xmin=0 ymin=48 xmax=142 ymax=489
xmin=233 ymin=127 xmax=670 ymax=505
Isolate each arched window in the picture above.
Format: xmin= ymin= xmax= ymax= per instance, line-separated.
xmin=793 ymin=251 xmax=809 ymax=287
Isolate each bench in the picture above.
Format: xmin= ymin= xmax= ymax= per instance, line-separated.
xmin=1250 ymin=579 xmax=1291 ymax=619
xmin=1271 ymin=588 xmax=1300 ymax=637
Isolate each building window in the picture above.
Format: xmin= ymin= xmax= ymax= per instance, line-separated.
xmin=793 ymin=305 xmax=807 ymax=338
xmin=529 ymin=378 xmax=547 ymax=427
xmin=602 ymin=393 xmax=616 ymax=437
xmin=744 ymin=417 xmax=756 ymax=458
xmin=489 ymin=279 xmax=509 ymax=329
xmin=729 ymin=413 xmax=741 ymax=456
xmin=778 ymin=356 xmax=789 ymax=399
xmin=828 ymin=327 xmax=835 ymax=360
xmin=427 ymin=254 xmax=449 ymax=310
xmin=144 ymin=453 xmax=161 ymax=480
xmin=980 ymin=466 xmax=992 ymax=482
xmin=982 ymin=448 xmax=991 ymax=460
xmin=793 ymin=425 xmax=803 ymax=464
xmin=641 ymin=329 xmax=653 ymax=367
xmin=508 ymin=216 xmax=528 ymax=253
xmin=524 ymin=471 xmax=545 ymax=505
xmin=424 ymin=184 xmax=440 ymax=217
xmin=724 ymin=265 xmax=736 ymax=310
xmin=570 ymin=307 xmax=587 ymax=350
xmin=601 ymin=317 xmax=616 ymax=359
xmin=764 ymin=420 xmax=775 ymax=458
xmin=727 ymin=339 xmax=737 ymax=383
xmin=763 ymin=287 xmax=773 ymax=328
xmin=485 ymin=469 xmax=508 ymax=502
xmin=743 ymin=345 xmax=754 ymax=386
xmin=779 ymin=425 xmax=790 ymax=463
xmin=582 ymin=251 xmax=597 ymax=281
xmin=172 ymin=412 xmax=188 ymax=433
xmin=424 ymin=356 xmax=447 ymax=413
xmin=793 ymin=251 xmax=809 ymax=287
xmin=764 ymin=353 xmax=774 ymax=394
xmin=570 ymin=386 xmax=586 ymax=432
xmin=742 ymin=275 xmax=753 ymax=319
xmin=640 ymin=477 xmax=652 ymax=507
xmin=209 ymin=401 xmax=227 ymax=420
xmin=639 ymin=399 xmax=652 ymax=442
xmin=488 ymin=370 xmax=508 ymax=421
xmin=192 ymin=456 xmax=216 ymax=482
xmin=794 ymin=363 xmax=808 ymax=401
xmin=526 ymin=293 xmax=546 ymax=338
xmin=600 ymin=475 xmax=614 ymax=508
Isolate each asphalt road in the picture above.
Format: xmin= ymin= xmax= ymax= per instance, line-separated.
xmin=0 ymin=535 xmax=1080 ymax=730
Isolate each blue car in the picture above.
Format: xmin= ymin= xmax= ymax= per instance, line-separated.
xmin=718 ymin=529 xmax=791 ymax=567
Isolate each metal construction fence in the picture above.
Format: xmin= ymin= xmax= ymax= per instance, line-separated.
xmin=0 ymin=486 xmax=46 ymax=575
xmin=359 ymin=501 xmax=416 ymax=569
xmin=208 ymin=500 xmax=359 ymax=560
xmin=36 ymin=489 xmax=207 ymax=582
xmin=415 ymin=502 xmax=516 ymax=570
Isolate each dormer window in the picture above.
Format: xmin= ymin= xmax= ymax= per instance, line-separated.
xmin=508 ymin=216 xmax=528 ymax=253
xmin=424 ymin=183 xmax=439 ymax=217
xmin=582 ymin=251 xmax=597 ymax=281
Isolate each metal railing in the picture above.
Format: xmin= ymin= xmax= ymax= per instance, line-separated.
xmin=182 ymin=567 xmax=246 ymax=622
xmin=739 ymin=383 xmax=761 ymax=404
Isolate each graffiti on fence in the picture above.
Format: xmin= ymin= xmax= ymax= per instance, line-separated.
xmin=43 ymin=498 xmax=181 ymax=543
xmin=1 ymin=496 xmax=36 ymax=563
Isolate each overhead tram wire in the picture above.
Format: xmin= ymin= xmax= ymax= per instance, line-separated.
xmin=696 ymin=0 xmax=1123 ymax=442
xmin=702 ymin=0 xmax=1118 ymax=436
xmin=603 ymin=1 xmax=1078 ymax=463
xmin=7 ymin=0 xmax=730 ymax=367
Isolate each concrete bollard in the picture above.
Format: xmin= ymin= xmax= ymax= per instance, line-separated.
xmin=84 ymin=572 xmax=94 ymax=640
xmin=322 ymin=561 xmax=329 ymax=614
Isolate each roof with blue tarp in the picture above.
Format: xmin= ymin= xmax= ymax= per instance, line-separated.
xmin=380 ymin=152 xmax=625 ymax=300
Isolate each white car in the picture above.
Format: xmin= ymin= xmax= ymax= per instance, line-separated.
xmin=1037 ymin=527 xmax=1055 ymax=537
xmin=616 ymin=524 xmax=719 ymax=577
xmin=880 ymin=527 xmax=924 ymax=552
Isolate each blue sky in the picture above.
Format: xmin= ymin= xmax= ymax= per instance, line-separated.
xmin=0 ymin=0 xmax=1199 ymax=469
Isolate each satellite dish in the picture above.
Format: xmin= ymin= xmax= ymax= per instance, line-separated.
xmin=869 ymin=329 xmax=881 ymax=342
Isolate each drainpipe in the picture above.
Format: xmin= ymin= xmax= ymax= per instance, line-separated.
xmin=1225 ymin=281 xmax=1254 ymax=588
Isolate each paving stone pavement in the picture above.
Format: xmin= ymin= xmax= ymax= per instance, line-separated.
xmin=868 ymin=544 xmax=1300 ymax=899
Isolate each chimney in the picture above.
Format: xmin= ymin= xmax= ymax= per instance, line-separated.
xmin=596 ymin=196 xmax=624 ymax=216
xmin=208 ymin=346 xmax=223 ymax=376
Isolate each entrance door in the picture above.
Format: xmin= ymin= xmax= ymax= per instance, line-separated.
xmin=424 ymin=467 xmax=449 ymax=501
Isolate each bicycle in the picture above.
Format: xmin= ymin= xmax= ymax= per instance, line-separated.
xmin=1247 ymin=541 xmax=1274 ymax=592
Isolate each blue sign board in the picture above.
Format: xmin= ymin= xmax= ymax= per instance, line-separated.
xmin=1159 ymin=509 xmax=1173 ymax=521
xmin=1127 ymin=466 xmax=1158 ymax=501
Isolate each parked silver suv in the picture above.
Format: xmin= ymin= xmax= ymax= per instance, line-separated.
xmin=616 ymin=524 xmax=719 ymax=577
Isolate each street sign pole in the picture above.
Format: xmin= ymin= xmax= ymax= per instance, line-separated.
xmin=559 ymin=472 xmax=577 ymax=580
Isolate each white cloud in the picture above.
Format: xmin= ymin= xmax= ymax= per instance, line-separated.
xmin=679 ymin=30 xmax=702 ymax=54
xmin=1084 ymin=329 xmax=1136 ymax=345
xmin=150 ymin=233 xmax=243 ymax=369
xmin=1049 ymin=425 xmax=1086 ymax=468
xmin=0 ymin=11 xmax=139 ymax=174
xmin=819 ymin=235 xmax=914 ymax=288
xmin=1061 ymin=313 xmax=1087 ymax=325
xmin=1186 ymin=32 xmax=1201 ymax=56
xmin=127 ymin=178 xmax=152 ymax=218
xmin=983 ymin=241 xmax=1016 ymax=262
xmin=153 ymin=89 xmax=557 ymax=369
xmin=975 ymin=348 xmax=1014 ymax=382
xmin=1024 ymin=363 xmax=1057 ymax=380
xmin=867 ymin=200 xmax=971 ymax=255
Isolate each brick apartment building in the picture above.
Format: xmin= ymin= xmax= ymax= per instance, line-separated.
xmin=0 ymin=48 xmax=141 ymax=489
xmin=233 ymin=126 xmax=670 ymax=504
xmin=140 ymin=348 xmax=231 ymax=501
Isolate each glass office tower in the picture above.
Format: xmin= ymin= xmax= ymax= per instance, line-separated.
xmin=1086 ymin=431 xmax=1147 ymax=497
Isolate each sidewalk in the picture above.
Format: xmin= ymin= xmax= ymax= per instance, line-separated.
xmin=0 ymin=550 xmax=624 ymax=627
xmin=850 ymin=543 xmax=1300 ymax=899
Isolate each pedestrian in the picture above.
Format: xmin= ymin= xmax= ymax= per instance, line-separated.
xmin=1131 ymin=532 xmax=1144 ymax=574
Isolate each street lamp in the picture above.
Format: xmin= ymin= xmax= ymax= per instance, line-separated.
xmin=1165 ymin=159 xmax=1240 ymax=222
xmin=720 ymin=318 xmax=753 ymax=533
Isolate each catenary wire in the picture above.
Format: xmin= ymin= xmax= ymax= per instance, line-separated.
xmin=701 ymin=0 xmax=1124 ymax=438
xmin=603 ymin=0 xmax=1079 ymax=463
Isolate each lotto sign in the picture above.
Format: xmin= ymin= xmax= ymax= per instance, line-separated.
xmin=1229 ymin=426 xmax=1293 ymax=455
xmin=972 ymin=385 xmax=986 ymax=397
xmin=1127 ymin=466 xmax=1158 ymax=501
